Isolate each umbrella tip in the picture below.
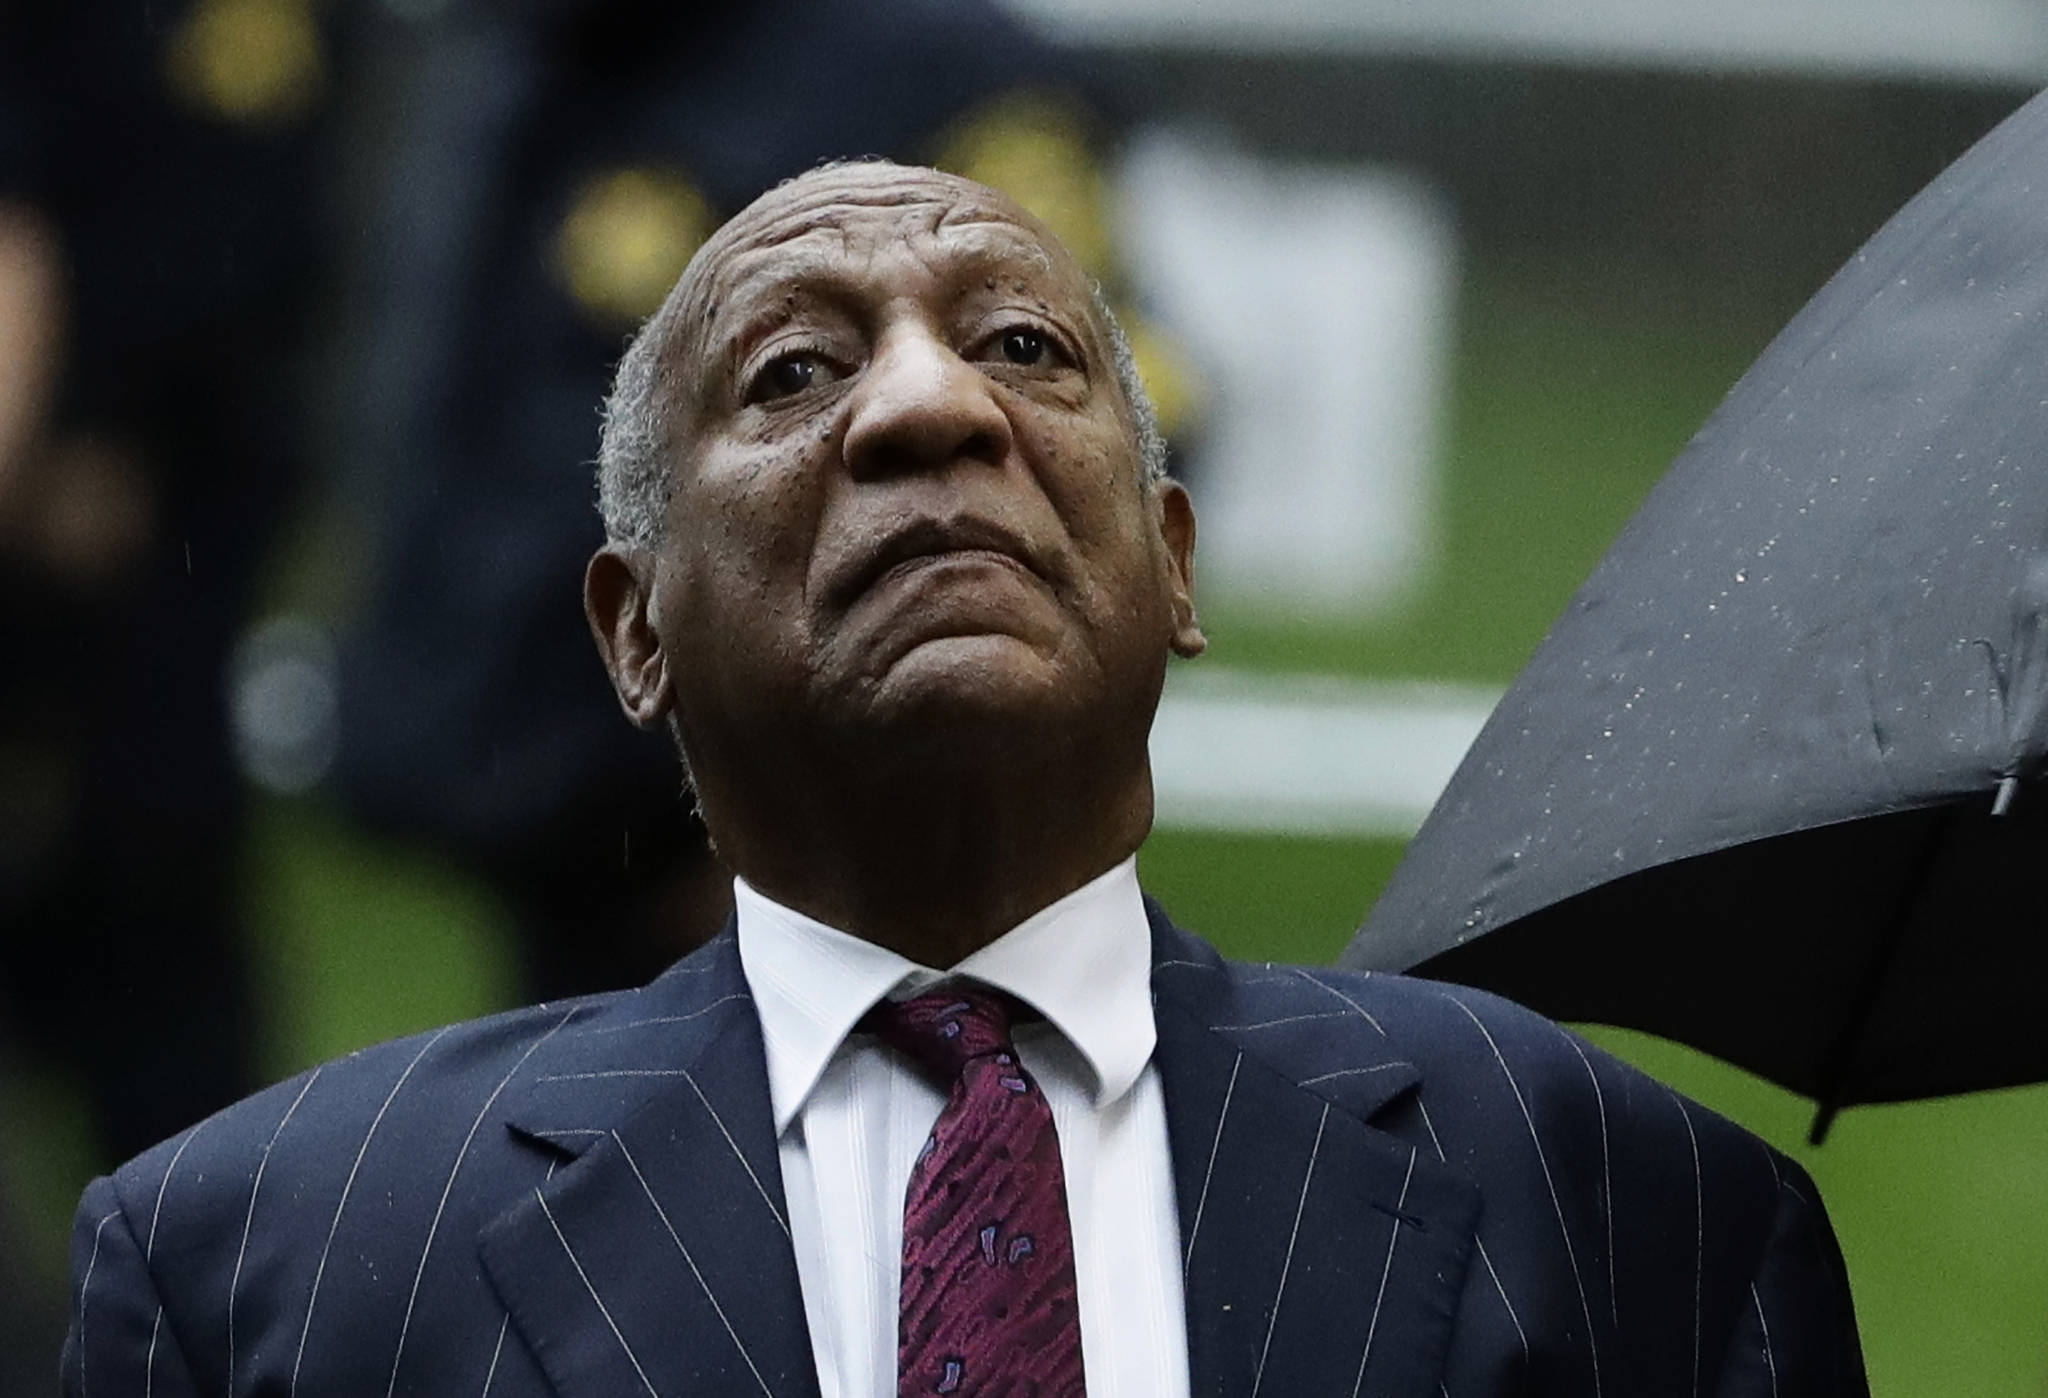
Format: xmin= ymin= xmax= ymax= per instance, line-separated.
xmin=1993 ymin=775 xmax=2019 ymax=818
xmin=1807 ymin=1103 xmax=1839 ymax=1147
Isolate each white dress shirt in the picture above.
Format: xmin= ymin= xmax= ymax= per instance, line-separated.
xmin=735 ymin=857 xmax=1191 ymax=1398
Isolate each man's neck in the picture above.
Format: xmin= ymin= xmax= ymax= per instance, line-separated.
xmin=700 ymin=747 xmax=1155 ymax=968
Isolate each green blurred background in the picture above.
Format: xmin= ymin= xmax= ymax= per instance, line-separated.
xmin=9 ymin=42 xmax=2046 ymax=1398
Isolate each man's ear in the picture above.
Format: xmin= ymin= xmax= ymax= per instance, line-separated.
xmin=585 ymin=544 xmax=674 ymax=727
xmin=1155 ymin=479 xmax=1206 ymax=658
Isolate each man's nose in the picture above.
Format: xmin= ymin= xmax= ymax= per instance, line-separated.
xmin=841 ymin=324 xmax=1013 ymax=479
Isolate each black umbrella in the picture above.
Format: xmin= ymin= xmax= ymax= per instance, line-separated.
xmin=1343 ymin=88 xmax=2048 ymax=1143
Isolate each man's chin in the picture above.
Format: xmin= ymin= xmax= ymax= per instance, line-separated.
xmin=838 ymin=632 xmax=1088 ymax=741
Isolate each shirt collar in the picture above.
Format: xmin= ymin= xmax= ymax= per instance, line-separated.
xmin=735 ymin=857 xmax=1156 ymax=1135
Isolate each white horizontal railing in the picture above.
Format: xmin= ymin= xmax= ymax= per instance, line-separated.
xmin=1149 ymin=667 xmax=1499 ymax=836
xmin=1001 ymin=0 xmax=2048 ymax=84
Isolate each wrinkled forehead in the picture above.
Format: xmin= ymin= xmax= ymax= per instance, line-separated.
xmin=669 ymin=164 xmax=1092 ymax=365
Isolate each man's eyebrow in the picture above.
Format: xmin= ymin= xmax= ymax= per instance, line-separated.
xmin=701 ymin=260 xmax=853 ymax=357
xmin=709 ymin=232 xmax=1056 ymax=333
xmin=714 ymin=248 xmax=847 ymax=306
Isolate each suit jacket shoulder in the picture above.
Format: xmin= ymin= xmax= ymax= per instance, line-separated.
xmin=62 ymin=941 xmax=770 ymax=1398
xmin=1148 ymin=906 xmax=1866 ymax=1397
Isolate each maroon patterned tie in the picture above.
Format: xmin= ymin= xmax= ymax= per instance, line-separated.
xmin=864 ymin=988 xmax=1087 ymax=1398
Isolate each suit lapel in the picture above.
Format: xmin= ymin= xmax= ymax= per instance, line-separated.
xmin=1149 ymin=911 xmax=1480 ymax=1398
xmin=479 ymin=929 xmax=821 ymax=1398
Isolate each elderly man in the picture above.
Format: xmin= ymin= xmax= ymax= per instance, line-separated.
xmin=64 ymin=163 xmax=1865 ymax=1397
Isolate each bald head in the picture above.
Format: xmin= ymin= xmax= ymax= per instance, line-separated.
xmin=595 ymin=160 xmax=1164 ymax=548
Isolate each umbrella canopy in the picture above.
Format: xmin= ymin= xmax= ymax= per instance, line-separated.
xmin=1344 ymin=87 xmax=2048 ymax=1140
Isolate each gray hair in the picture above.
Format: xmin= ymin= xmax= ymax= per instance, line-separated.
xmin=595 ymin=282 xmax=1169 ymax=549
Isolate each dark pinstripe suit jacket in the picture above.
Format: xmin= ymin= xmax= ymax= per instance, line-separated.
xmin=64 ymin=904 xmax=1867 ymax=1396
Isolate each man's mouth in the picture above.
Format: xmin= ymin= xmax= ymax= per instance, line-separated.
xmin=835 ymin=517 xmax=1046 ymax=606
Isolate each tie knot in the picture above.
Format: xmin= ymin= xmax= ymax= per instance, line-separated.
xmin=864 ymin=986 xmax=1018 ymax=1080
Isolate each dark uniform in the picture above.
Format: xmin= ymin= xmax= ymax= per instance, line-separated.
xmin=0 ymin=1 xmax=326 ymax=1160
xmin=0 ymin=1 xmax=329 ymax=1381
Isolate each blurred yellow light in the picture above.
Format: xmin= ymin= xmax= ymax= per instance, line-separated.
xmin=934 ymin=92 xmax=1112 ymax=279
xmin=1120 ymin=308 xmax=1202 ymax=444
xmin=555 ymin=167 xmax=714 ymax=328
xmin=165 ymin=0 xmax=324 ymax=126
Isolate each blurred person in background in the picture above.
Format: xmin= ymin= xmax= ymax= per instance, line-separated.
xmin=0 ymin=0 xmax=327 ymax=1166
xmin=328 ymin=0 xmax=1178 ymax=1000
xmin=0 ymin=2 xmax=330 ymax=1379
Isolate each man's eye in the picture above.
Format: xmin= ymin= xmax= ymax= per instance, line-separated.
xmin=999 ymin=328 xmax=1048 ymax=366
xmin=747 ymin=351 xmax=837 ymax=404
